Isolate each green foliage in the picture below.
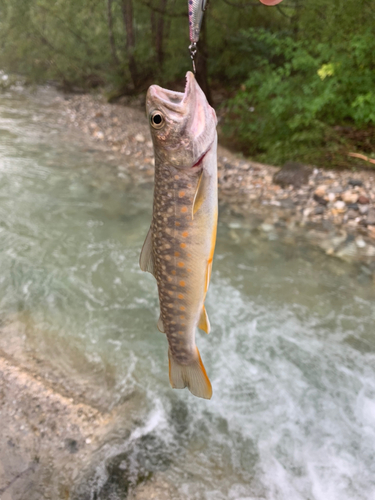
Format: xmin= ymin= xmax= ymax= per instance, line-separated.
xmin=224 ymin=0 xmax=375 ymax=164
xmin=0 ymin=0 xmax=374 ymax=166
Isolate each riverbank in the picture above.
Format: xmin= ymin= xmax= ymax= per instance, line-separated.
xmin=59 ymin=92 xmax=375 ymax=269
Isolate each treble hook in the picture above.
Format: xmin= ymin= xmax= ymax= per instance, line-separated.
xmin=189 ymin=42 xmax=197 ymax=74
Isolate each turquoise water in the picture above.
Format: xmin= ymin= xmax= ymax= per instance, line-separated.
xmin=1 ymin=87 xmax=375 ymax=500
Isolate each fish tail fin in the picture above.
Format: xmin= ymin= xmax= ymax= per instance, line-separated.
xmin=168 ymin=347 xmax=212 ymax=400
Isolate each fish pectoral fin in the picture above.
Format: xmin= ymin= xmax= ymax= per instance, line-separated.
xmin=192 ymin=170 xmax=207 ymax=218
xmin=168 ymin=347 xmax=212 ymax=400
xmin=139 ymin=226 xmax=155 ymax=276
xmin=198 ymin=306 xmax=210 ymax=334
xmin=157 ymin=315 xmax=165 ymax=334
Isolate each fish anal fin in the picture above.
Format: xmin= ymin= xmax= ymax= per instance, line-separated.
xmin=139 ymin=227 xmax=155 ymax=276
xmin=168 ymin=348 xmax=212 ymax=400
xmin=157 ymin=315 xmax=165 ymax=334
xmin=192 ymin=170 xmax=207 ymax=218
xmin=198 ymin=306 xmax=210 ymax=334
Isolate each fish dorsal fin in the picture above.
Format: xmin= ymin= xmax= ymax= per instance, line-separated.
xmin=139 ymin=226 xmax=155 ymax=276
xmin=198 ymin=306 xmax=210 ymax=334
xmin=192 ymin=170 xmax=207 ymax=218
xmin=157 ymin=315 xmax=165 ymax=334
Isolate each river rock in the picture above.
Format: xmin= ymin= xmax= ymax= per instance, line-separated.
xmin=333 ymin=200 xmax=346 ymax=213
xmin=366 ymin=208 xmax=375 ymax=225
xmin=346 ymin=209 xmax=358 ymax=220
xmin=342 ymin=191 xmax=359 ymax=204
xmin=358 ymin=195 xmax=370 ymax=204
xmin=313 ymin=206 xmax=325 ymax=215
xmin=273 ymin=162 xmax=313 ymax=188
xmin=348 ymin=179 xmax=363 ymax=187
xmin=313 ymin=193 xmax=328 ymax=206
xmin=359 ymin=205 xmax=369 ymax=215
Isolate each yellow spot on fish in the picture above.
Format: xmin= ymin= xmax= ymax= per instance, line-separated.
xmin=179 ymin=280 xmax=186 ymax=287
xmin=175 ymin=175 xmax=180 ymax=180
xmin=182 ymin=231 xmax=189 ymax=238
xmin=171 ymin=270 xmax=176 ymax=275
xmin=180 ymin=315 xmax=185 ymax=320
xmin=178 ymin=262 xmax=184 ymax=268
xmin=178 ymin=331 xmax=183 ymax=335
xmin=167 ymin=277 xmax=172 ymax=282
xmin=180 ymin=306 xmax=186 ymax=311
xmin=187 ymin=268 xmax=192 ymax=272
xmin=180 ymin=243 xmax=186 ymax=249
xmin=174 ymin=251 xmax=180 ymax=257
xmin=181 ymin=207 xmax=188 ymax=213
xmin=175 ymin=221 xmax=180 ymax=227
xmin=178 ymin=293 xmax=184 ymax=299
xmin=179 ymin=191 xmax=185 ymax=198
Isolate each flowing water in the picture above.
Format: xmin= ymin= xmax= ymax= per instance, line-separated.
xmin=1 ymin=87 xmax=375 ymax=500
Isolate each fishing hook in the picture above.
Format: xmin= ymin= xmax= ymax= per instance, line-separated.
xmin=189 ymin=42 xmax=197 ymax=73
xmin=188 ymin=0 xmax=208 ymax=73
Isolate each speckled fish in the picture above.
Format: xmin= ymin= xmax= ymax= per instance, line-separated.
xmin=188 ymin=0 xmax=207 ymax=45
xmin=140 ymin=71 xmax=217 ymax=400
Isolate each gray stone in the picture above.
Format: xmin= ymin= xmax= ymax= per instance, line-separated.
xmin=359 ymin=204 xmax=369 ymax=215
xmin=347 ymin=209 xmax=358 ymax=220
xmin=273 ymin=162 xmax=313 ymax=188
xmin=313 ymin=206 xmax=325 ymax=215
xmin=348 ymin=179 xmax=363 ymax=187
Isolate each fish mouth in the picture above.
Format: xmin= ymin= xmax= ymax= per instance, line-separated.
xmin=148 ymin=72 xmax=196 ymax=113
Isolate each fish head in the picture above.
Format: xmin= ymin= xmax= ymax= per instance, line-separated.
xmin=146 ymin=72 xmax=217 ymax=170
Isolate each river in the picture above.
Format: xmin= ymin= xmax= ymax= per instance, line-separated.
xmin=1 ymin=85 xmax=375 ymax=500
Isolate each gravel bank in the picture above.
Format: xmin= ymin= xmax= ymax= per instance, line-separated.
xmin=59 ymin=92 xmax=375 ymax=269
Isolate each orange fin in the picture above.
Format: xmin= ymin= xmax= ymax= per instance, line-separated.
xmin=198 ymin=306 xmax=210 ymax=334
xmin=168 ymin=347 xmax=212 ymax=400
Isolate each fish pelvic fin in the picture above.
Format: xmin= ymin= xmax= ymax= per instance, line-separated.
xmin=157 ymin=315 xmax=165 ymax=334
xmin=192 ymin=170 xmax=207 ymax=219
xmin=168 ymin=347 xmax=212 ymax=400
xmin=139 ymin=226 xmax=155 ymax=276
xmin=198 ymin=306 xmax=210 ymax=334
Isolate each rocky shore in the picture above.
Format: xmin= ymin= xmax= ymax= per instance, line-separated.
xmin=59 ymin=93 xmax=375 ymax=269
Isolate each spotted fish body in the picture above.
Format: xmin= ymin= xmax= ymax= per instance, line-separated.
xmin=188 ymin=0 xmax=207 ymax=45
xmin=140 ymin=72 xmax=217 ymax=399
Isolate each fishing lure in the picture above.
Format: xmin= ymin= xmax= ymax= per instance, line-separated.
xmin=188 ymin=0 xmax=207 ymax=73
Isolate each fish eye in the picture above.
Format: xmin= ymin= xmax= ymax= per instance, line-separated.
xmin=150 ymin=110 xmax=165 ymax=129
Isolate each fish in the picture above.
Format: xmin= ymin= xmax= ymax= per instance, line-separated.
xmin=140 ymin=71 xmax=218 ymax=400
xmin=188 ymin=0 xmax=207 ymax=45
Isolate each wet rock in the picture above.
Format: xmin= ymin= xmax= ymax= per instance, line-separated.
xmin=355 ymin=237 xmax=366 ymax=248
xmin=273 ymin=162 xmax=312 ymax=188
xmin=366 ymin=208 xmax=375 ymax=226
xmin=348 ymin=179 xmax=363 ymax=187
